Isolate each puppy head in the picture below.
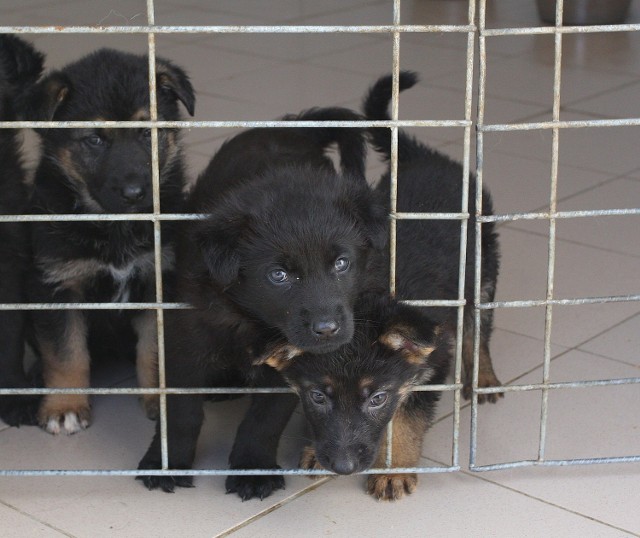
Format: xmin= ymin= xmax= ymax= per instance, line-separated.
xmin=24 ymin=49 xmax=195 ymax=213
xmin=256 ymin=297 xmax=448 ymax=475
xmin=193 ymin=165 xmax=387 ymax=353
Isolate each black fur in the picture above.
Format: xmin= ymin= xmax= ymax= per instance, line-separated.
xmin=0 ymin=35 xmax=44 ymax=427
xmin=243 ymin=72 xmax=502 ymax=500
xmin=138 ymin=107 xmax=388 ymax=497
xmin=365 ymin=71 xmax=502 ymax=401
xmin=25 ymin=48 xmax=195 ymax=434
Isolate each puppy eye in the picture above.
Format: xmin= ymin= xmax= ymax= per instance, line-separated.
xmin=85 ymin=134 xmax=104 ymax=147
xmin=268 ymin=269 xmax=288 ymax=284
xmin=334 ymin=257 xmax=350 ymax=273
xmin=309 ymin=390 xmax=326 ymax=405
xmin=142 ymin=128 xmax=152 ymax=138
xmin=368 ymin=391 xmax=388 ymax=408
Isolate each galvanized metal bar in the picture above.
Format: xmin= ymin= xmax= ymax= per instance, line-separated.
xmin=471 ymin=455 xmax=640 ymax=472
xmin=480 ymin=294 xmax=640 ymax=309
xmin=0 ymin=213 xmax=207 ymax=222
xmin=0 ymin=465 xmax=460 ymax=477
xmin=385 ymin=0 xmax=402 ymax=471
xmin=3 ymin=375 xmax=638 ymax=397
xmin=470 ymin=0 xmax=488 ymax=471
xmin=0 ymin=24 xmax=474 ymax=35
xmin=144 ymin=0 xmax=170 ymax=472
xmin=482 ymin=24 xmax=640 ymax=36
xmin=481 ymin=118 xmax=640 ymax=131
xmin=479 ymin=208 xmax=640 ymax=223
xmin=0 ymin=119 xmax=471 ymax=129
xmin=0 ymin=302 xmax=190 ymax=310
xmin=0 ymin=383 xmax=462 ymax=396
xmin=537 ymin=0 xmax=564 ymax=462
xmin=450 ymin=0 xmax=477 ymax=471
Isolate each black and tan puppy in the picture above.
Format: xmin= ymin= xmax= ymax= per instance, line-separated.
xmin=26 ymin=48 xmax=195 ymax=434
xmin=366 ymin=71 xmax=502 ymax=401
xmin=251 ymin=72 xmax=502 ymax=501
xmin=0 ymin=35 xmax=45 ymax=427
xmin=258 ymin=294 xmax=449 ymax=501
xmin=138 ymin=107 xmax=388 ymax=499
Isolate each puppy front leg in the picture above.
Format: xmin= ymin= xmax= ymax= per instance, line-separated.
xmin=137 ymin=394 xmax=204 ymax=493
xmin=37 ymin=310 xmax=92 ymax=435
xmin=133 ymin=311 xmax=159 ymax=420
xmin=226 ymin=392 xmax=299 ymax=501
xmin=366 ymin=401 xmax=429 ymax=501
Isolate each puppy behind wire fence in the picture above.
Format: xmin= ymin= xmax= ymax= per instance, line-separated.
xmin=0 ymin=0 xmax=638 ymax=492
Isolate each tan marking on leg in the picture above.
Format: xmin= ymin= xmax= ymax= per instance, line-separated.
xmin=38 ymin=311 xmax=92 ymax=435
xmin=133 ymin=311 xmax=159 ymax=419
xmin=462 ymin=331 xmax=502 ymax=404
xmin=366 ymin=405 xmax=426 ymax=501
xmin=298 ymin=446 xmax=324 ymax=480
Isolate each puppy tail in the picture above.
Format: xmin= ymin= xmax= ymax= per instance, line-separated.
xmin=290 ymin=107 xmax=367 ymax=182
xmin=362 ymin=71 xmax=425 ymax=163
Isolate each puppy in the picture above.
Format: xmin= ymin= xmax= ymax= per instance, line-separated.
xmin=365 ymin=71 xmax=502 ymax=401
xmin=258 ymin=294 xmax=449 ymax=501
xmin=0 ymin=35 xmax=45 ymax=427
xmin=138 ymin=107 xmax=388 ymax=499
xmin=26 ymin=48 xmax=195 ymax=434
xmin=254 ymin=72 xmax=502 ymax=500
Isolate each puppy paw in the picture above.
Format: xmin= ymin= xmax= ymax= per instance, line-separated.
xmin=367 ymin=473 xmax=417 ymax=501
xmin=38 ymin=396 xmax=91 ymax=435
xmin=225 ymin=471 xmax=285 ymax=501
xmin=141 ymin=394 xmax=159 ymax=421
xmin=137 ymin=457 xmax=194 ymax=493
xmin=0 ymin=395 xmax=40 ymax=427
xmin=462 ymin=371 xmax=504 ymax=404
xmin=298 ymin=446 xmax=324 ymax=479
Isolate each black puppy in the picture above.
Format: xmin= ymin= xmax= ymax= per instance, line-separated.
xmin=251 ymin=72 xmax=502 ymax=501
xmin=257 ymin=294 xmax=449 ymax=501
xmin=138 ymin=107 xmax=388 ymax=499
xmin=366 ymin=72 xmax=502 ymax=401
xmin=0 ymin=36 xmax=45 ymax=427
xmin=26 ymin=48 xmax=195 ymax=434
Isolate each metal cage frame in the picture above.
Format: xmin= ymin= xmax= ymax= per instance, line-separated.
xmin=0 ymin=0 xmax=639 ymax=480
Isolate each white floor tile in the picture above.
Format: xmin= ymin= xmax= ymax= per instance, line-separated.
xmin=226 ymin=470 xmax=630 ymax=538
xmin=578 ymin=313 xmax=640 ymax=366
xmin=0 ymin=503 xmax=69 ymax=538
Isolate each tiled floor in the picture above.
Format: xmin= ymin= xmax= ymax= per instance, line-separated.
xmin=2 ymin=1 xmax=640 ymax=537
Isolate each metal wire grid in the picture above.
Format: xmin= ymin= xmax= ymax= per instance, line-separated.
xmin=0 ymin=0 xmax=637 ymax=479
xmin=470 ymin=0 xmax=640 ymax=471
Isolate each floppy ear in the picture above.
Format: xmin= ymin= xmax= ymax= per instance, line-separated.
xmin=378 ymin=304 xmax=437 ymax=365
xmin=195 ymin=212 xmax=248 ymax=288
xmin=23 ymin=72 xmax=71 ymax=121
xmin=157 ymin=60 xmax=195 ymax=116
xmin=253 ymin=343 xmax=303 ymax=371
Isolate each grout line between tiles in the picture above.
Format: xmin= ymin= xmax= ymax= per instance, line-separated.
xmin=459 ymin=470 xmax=639 ymax=536
xmin=561 ymin=77 xmax=640 ymax=112
xmin=214 ymin=477 xmax=334 ymax=537
xmin=0 ymin=498 xmax=78 ymax=538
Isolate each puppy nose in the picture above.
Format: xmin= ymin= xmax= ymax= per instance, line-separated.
xmin=312 ymin=320 xmax=339 ymax=337
xmin=121 ymin=184 xmax=145 ymax=203
xmin=331 ymin=456 xmax=356 ymax=475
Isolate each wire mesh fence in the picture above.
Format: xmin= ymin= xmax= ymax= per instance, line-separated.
xmin=0 ymin=0 xmax=638 ymax=480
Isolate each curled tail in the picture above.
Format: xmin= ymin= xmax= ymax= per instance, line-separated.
xmin=362 ymin=71 xmax=426 ymax=162
xmin=286 ymin=107 xmax=367 ymax=181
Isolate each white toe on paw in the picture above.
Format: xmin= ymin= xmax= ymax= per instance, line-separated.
xmin=62 ymin=412 xmax=88 ymax=434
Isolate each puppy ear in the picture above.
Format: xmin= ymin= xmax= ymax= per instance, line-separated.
xmin=0 ymin=35 xmax=45 ymax=87
xmin=195 ymin=212 xmax=248 ymax=287
xmin=156 ymin=60 xmax=195 ymax=116
xmin=378 ymin=304 xmax=437 ymax=365
xmin=23 ymin=72 xmax=71 ymax=121
xmin=253 ymin=343 xmax=303 ymax=370
xmin=341 ymin=186 xmax=388 ymax=251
